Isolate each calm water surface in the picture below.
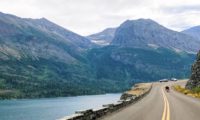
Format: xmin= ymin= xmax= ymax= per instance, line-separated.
xmin=0 ymin=94 xmax=121 ymax=120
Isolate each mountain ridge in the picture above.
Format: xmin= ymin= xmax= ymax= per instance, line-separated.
xmin=26 ymin=17 xmax=93 ymax=49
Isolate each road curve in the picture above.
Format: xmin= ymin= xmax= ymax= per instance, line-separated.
xmin=100 ymin=80 xmax=200 ymax=120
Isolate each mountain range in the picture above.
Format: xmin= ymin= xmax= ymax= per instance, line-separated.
xmin=89 ymin=19 xmax=200 ymax=53
xmin=0 ymin=12 xmax=198 ymax=99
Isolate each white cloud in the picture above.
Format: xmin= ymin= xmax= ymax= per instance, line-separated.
xmin=0 ymin=0 xmax=200 ymax=35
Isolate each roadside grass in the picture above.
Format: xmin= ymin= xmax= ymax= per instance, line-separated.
xmin=173 ymin=85 xmax=200 ymax=98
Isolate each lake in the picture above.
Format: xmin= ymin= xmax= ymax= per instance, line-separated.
xmin=0 ymin=94 xmax=121 ymax=120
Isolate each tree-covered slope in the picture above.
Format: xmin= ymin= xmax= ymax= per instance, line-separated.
xmin=0 ymin=56 xmax=127 ymax=99
xmin=1 ymin=45 xmax=195 ymax=99
xmin=87 ymin=46 xmax=195 ymax=84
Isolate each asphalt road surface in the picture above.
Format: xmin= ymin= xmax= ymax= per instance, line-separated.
xmin=100 ymin=80 xmax=200 ymax=120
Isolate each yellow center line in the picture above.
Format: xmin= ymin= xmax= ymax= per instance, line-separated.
xmin=161 ymin=88 xmax=170 ymax=120
xmin=166 ymin=94 xmax=170 ymax=120
xmin=162 ymin=89 xmax=167 ymax=120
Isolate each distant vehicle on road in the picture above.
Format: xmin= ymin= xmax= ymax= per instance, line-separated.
xmin=170 ymin=78 xmax=177 ymax=81
xmin=159 ymin=79 xmax=169 ymax=82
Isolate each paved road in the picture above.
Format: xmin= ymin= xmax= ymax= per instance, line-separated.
xmin=101 ymin=80 xmax=200 ymax=120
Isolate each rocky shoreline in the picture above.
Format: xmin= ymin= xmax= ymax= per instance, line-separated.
xmin=120 ymin=83 xmax=152 ymax=100
xmin=58 ymin=83 xmax=152 ymax=120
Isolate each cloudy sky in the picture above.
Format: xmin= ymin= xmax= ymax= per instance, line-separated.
xmin=0 ymin=0 xmax=200 ymax=35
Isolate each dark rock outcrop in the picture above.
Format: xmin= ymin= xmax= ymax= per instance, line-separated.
xmin=186 ymin=51 xmax=200 ymax=89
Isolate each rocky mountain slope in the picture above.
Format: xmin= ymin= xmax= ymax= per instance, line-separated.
xmin=87 ymin=28 xmax=116 ymax=45
xmin=0 ymin=12 xmax=93 ymax=63
xmin=26 ymin=18 xmax=93 ymax=49
xmin=182 ymin=26 xmax=200 ymax=41
xmin=111 ymin=19 xmax=200 ymax=53
xmin=186 ymin=51 xmax=200 ymax=89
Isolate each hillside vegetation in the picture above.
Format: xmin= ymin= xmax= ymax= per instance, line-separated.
xmin=174 ymin=85 xmax=200 ymax=98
